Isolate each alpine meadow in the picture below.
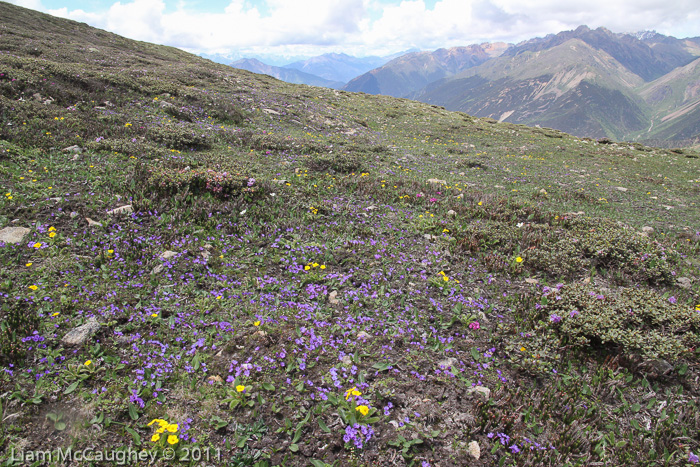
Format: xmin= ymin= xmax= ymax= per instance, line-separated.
xmin=1 ymin=2 xmax=700 ymax=466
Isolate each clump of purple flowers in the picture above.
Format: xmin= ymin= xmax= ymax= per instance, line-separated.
xmin=549 ymin=314 xmax=562 ymax=324
xmin=343 ymin=423 xmax=374 ymax=449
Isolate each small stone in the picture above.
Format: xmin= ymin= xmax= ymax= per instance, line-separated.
xmin=328 ymin=291 xmax=340 ymax=305
xmin=207 ymin=375 xmax=223 ymax=384
xmin=423 ymin=234 xmax=432 ymax=240
xmin=447 ymin=209 xmax=456 ymax=218
xmin=467 ymin=386 xmax=491 ymax=399
xmin=642 ymin=226 xmax=654 ymax=233
xmin=107 ymin=205 xmax=133 ymax=215
xmin=539 ymin=188 xmax=547 ymax=194
xmin=616 ymin=187 xmax=628 ymax=192
xmin=0 ymin=226 xmax=31 ymax=244
xmin=357 ymin=331 xmax=370 ymax=340
xmin=647 ymin=359 xmax=673 ymax=374
xmin=160 ymin=251 xmax=177 ymax=260
xmin=341 ymin=355 xmax=352 ymax=366
xmin=85 ymin=218 xmax=103 ymax=227
xmin=62 ymin=145 xmax=82 ymax=154
xmin=467 ymin=440 xmax=481 ymax=459
xmin=262 ymin=108 xmax=281 ymax=115
xmin=272 ymin=179 xmax=289 ymax=185
xmin=525 ymin=278 xmax=539 ymax=284
xmin=427 ymin=178 xmax=447 ymax=185
xmin=456 ymin=193 xmax=464 ymax=199
xmin=676 ymin=277 xmax=693 ymax=289
xmin=62 ymin=318 xmax=100 ymax=346
xmin=437 ymin=357 xmax=458 ymax=370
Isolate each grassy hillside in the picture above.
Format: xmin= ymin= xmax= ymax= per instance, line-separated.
xmin=1 ymin=3 xmax=700 ymax=467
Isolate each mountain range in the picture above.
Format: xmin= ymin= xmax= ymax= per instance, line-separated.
xmin=230 ymin=58 xmax=345 ymax=89
xmin=216 ymin=27 xmax=700 ymax=144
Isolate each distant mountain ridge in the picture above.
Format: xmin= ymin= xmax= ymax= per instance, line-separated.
xmin=343 ymin=43 xmax=509 ymax=97
xmin=283 ymin=53 xmax=392 ymax=84
xmin=411 ymin=26 xmax=700 ymax=143
xmin=229 ymin=58 xmax=344 ymax=89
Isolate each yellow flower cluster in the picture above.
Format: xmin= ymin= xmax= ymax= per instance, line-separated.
xmin=4 ymin=192 xmax=12 ymax=200
xmin=148 ymin=419 xmax=179 ymax=445
xmin=345 ymin=386 xmax=361 ymax=400
xmin=304 ymin=262 xmax=326 ymax=271
xmin=48 ymin=226 xmax=56 ymax=238
xmin=356 ymin=405 xmax=369 ymax=416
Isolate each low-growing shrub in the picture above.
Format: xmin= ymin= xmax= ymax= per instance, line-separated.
xmin=506 ymin=283 xmax=700 ymax=374
xmin=142 ymin=164 xmax=259 ymax=200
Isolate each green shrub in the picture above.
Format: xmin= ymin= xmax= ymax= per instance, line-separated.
xmin=507 ymin=283 xmax=700 ymax=374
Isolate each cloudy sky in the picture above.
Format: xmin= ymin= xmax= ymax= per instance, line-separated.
xmin=7 ymin=0 xmax=700 ymax=60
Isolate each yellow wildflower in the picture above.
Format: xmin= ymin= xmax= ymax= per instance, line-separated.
xmin=167 ymin=435 xmax=179 ymax=445
xmin=151 ymin=433 xmax=160 ymax=442
xmin=48 ymin=232 xmax=56 ymax=238
xmin=356 ymin=405 xmax=370 ymax=416
xmin=33 ymin=242 xmax=42 ymax=248
xmin=345 ymin=387 xmax=361 ymax=400
xmin=515 ymin=257 xmax=523 ymax=263
xmin=28 ymin=285 xmax=38 ymax=291
xmin=84 ymin=360 xmax=92 ymax=366
xmin=236 ymin=385 xmax=246 ymax=393
xmin=48 ymin=226 xmax=56 ymax=232
xmin=254 ymin=321 xmax=261 ymax=326
xmin=166 ymin=424 xmax=178 ymax=433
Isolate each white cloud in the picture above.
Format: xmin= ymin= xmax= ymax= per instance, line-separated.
xmin=7 ymin=0 xmax=700 ymax=58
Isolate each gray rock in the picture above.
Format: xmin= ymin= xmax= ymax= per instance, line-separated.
xmin=272 ymin=179 xmax=289 ymax=185
xmin=62 ymin=145 xmax=82 ymax=154
xmin=437 ymin=357 xmax=458 ymax=370
xmin=262 ymin=108 xmax=281 ymax=115
xmin=676 ymin=277 xmax=693 ymax=290
xmin=62 ymin=318 xmax=100 ymax=346
xmin=642 ymin=226 xmax=654 ymax=233
xmin=447 ymin=209 xmax=456 ymax=218
xmin=467 ymin=386 xmax=491 ymax=399
xmin=616 ymin=187 xmax=628 ymax=192
xmin=0 ymin=226 xmax=31 ymax=244
xmin=107 ymin=205 xmax=133 ymax=215
xmin=357 ymin=331 xmax=371 ymax=340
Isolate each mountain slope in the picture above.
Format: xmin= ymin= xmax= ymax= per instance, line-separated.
xmin=230 ymin=58 xmax=344 ymax=88
xmin=343 ymin=43 xmax=508 ymax=97
xmin=283 ymin=52 xmax=390 ymax=84
xmin=414 ymin=28 xmax=700 ymax=142
xmin=416 ymin=38 xmax=649 ymax=138
xmin=1 ymin=4 xmax=700 ymax=467
xmin=637 ymin=57 xmax=700 ymax=141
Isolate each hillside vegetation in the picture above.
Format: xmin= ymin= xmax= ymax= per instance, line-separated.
xmin=1 ymin=3 xmax=700 ymax=466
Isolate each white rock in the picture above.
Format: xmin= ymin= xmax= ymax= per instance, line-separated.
xmin=0 ymin=226 xmax=31 ymax=244
xmin=642 ymin=226 xmax=654 ymax=233
xmin=262 ymin=108 xmax=281 ymax=115
xmin=62 ymin=145 xmax=82 ymax=154
xmin=107 ymin=205 xmax=133 ymax=215
xmin=328 ymin=291 xmax=340 ymax=305
xmin=357 ymin=331 xmax=371 ymax=340
xmin=160 ymin=251 xmax=177 ymax=260
xmin=341 ymin=355 xmax=352 ymax=366
xmin=427 ymin=178 xmax=447 ymax=185
xmin=85 ymin=218 xmax=102 ymax=227
xmin=467 ymin=441 xmax=481 ymax=459
xmin=467 ymin=386 xmax=491 ymax=399
xmin=447 ymin=210 xmax=456 ymax=218
xmin=616 ymin=187 xmax=628 ymax=192
xmin=437 ymin=357 xmax=458 ymax=369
